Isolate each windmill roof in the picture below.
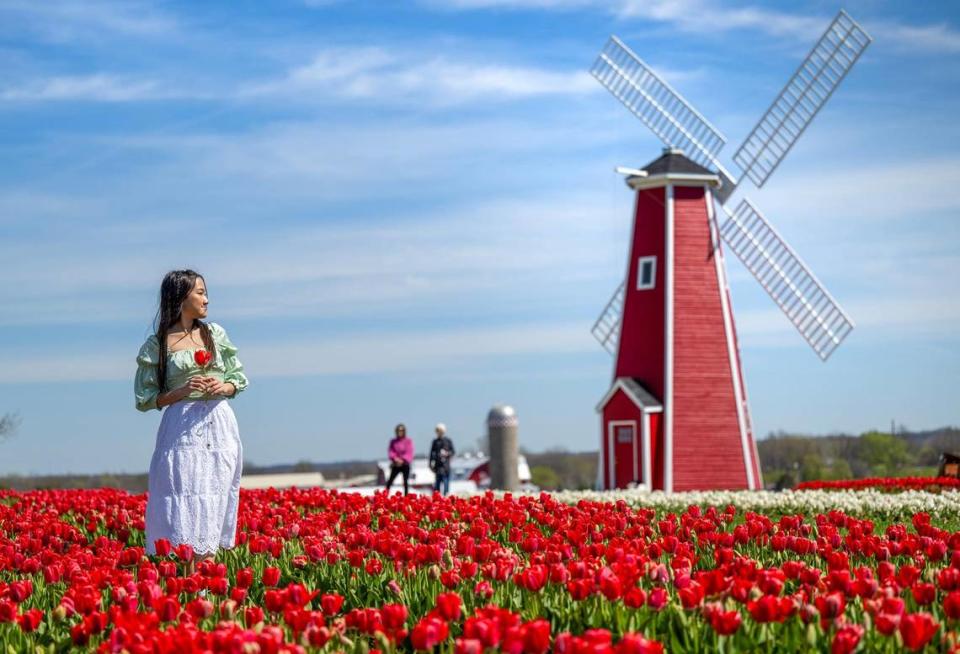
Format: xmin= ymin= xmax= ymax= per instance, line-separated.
xmin=641 ymin=148 xmax=716 ymax=177
xmin=596 ymin=377 xmax=663 ymax=412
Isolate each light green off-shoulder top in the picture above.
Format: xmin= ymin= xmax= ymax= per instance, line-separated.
xmin=134 ymin=322 xmax=249 ymax=412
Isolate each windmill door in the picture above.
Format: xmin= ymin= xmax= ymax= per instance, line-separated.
xmin=608 ymin=421 xmax=639 ymax=488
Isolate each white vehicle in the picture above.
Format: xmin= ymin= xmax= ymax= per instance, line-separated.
xmin=374 ymin=452 xmax=537 ymax=493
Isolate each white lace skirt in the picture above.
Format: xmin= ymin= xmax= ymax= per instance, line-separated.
xmin=145 ymin=399 xmax=243 ymax=556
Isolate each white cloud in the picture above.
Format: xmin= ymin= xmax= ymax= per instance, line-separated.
xmin=616 ymin=0 xmax=824 ymax=39
xmin=422 ymin=0 xmax=596 ymax=9
xmin=0 ymin=321 xmax=593 ymax=383
xmin=872 ymin=21 xmax=960 ymax=55
xmin=0 ymin=0 xmax=178 ymax=41
xmin=0 ymin=187 xmax=626 ymax=326
xmin=0 ymin=74 xmax=173 ymax=103
xmin=243 ymin=46 xmax=598 ymax=106
xmin=745 ymin=156 xmax=960 ymax=225
xmin=423 ymin=0 xmax=960 ymax=55
xmin=735 ymin=294 xmax=960 ymax=350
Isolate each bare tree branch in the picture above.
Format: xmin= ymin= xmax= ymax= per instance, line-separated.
xmin=0 ymin=412 xmax=21 ymax=442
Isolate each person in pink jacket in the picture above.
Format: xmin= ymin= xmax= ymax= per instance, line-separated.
xmin=385 ymin=423 xmax=414 ymax=495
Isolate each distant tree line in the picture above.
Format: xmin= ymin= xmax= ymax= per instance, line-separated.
xmin=3 ymin=425 xmax=958 ymax=493
xmin=758 ymin=426 xmax=960 ymax=489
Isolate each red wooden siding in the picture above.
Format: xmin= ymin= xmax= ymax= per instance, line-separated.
xmin=720 ymin=265 xmax=762 ymax=485
xmin=601 ymin=389 xmax=645 ymax=489
xmin=670 ymin=186 xmax=750 ymax=490
xmin=615 ymin=188 xmax=666 ymax=399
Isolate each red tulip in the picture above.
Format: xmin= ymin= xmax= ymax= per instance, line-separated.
xmin=911 ymin=583 xmax=936 ymax=606
xmin=321 ymin=593 xmax=344 ymax=615
xmin=16 ymin=608 xmax=43 ymax=633
xmin=705 ymin=606 xmax=742 ymax=636
xmin=944 ymin=591 xmax=960 ymax=621
xmin=831 ymin=624 xmax=864 ymax=654
xmin=900 ymin=612 xmax=939 ymax=651
xmin=748 ymin=595 xmax=792 ymax=623
xmin=264 ymin=589 xmax=285 ymax=613
xmin=366 ymin=558 xmax=384 ymax=575
xmin=173 ymin=543 xmax=194 ymax=562
xmin=306 ymin=625 xmax=332 ymax=647
xmin=624 ymin=587 xmax=646 ymax=608
xmin=455 ymin=638 xmax=484 ymax=654
xmin=614 ymin=633 xmax=663 ymax=654
xmin=7 ymin=580 xmax=32 ymax=603
xmin=517 ymin=565 xmax=548 ymax=592
xmin=875 ymin=611 xmax=901 ymax=636
xmin=815 ymin=592 xmax=846 ymax=625
xmin=153 ymin=538 xmax=172 ymax=556
xmin=678 ymin=583 xmax=704 ymax=609
xmin=244 ymin=605 xmax=265 ymax=627
xmin=464 ymin=617 xmax=501 ymax=648
xmin=522 ymin=619 xmax=551 ymax=654
xmin=186 ymin=598 xmax=214 ymax=620
xmin=383 ymin=603 xmax=408 ymax=629
xmin=194 ymin=349 xmax=212 ymax=366
xmin=566 ymin=579 xmax=593 ymax=601
xmin=70 ymin=623 xmax=90 ymax=646
xmin=647 ymin=587 xmax=668 ymax=611
xmin=42 ymin=564 xmax=62 ymax=584
xmin=0 ymin=601 xmax=17 ymax=624
xmin=207 ymin=576 xmax=228 ymax=596
xmin=436 ymin=592 xmax=462 ymax=621
xmin=262 ymin=566 xmax=281 ymax=587
xmin=152 ymin=595 xmax=180 ymax=622
xmin=235 ymin=567 xmax=254 ymax=589
xmin=410 ymin=616 xmax=449 ymax=650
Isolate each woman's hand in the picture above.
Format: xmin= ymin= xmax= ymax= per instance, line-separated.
xmin=157 ymin=376 xmax=209 ymax=407
xmin=176 ymin=376 xmax=213 ymax=399
xmin=202 ymin=380 xmax=236 ymax=397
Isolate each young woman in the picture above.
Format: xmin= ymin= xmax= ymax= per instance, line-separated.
xmin=385 ymin=423 xmax=413 ymax=495
xmin=134 ymin=270 xmax=249 ymax=560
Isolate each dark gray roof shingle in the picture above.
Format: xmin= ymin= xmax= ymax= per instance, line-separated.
xmin=641 ymin=149 xmax=715 ymax=177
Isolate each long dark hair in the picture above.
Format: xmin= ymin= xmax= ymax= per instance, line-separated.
xmin=153 ymin=269 xmax=215 ymax=393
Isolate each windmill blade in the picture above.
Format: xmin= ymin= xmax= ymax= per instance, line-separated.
xmin=591 ymin=36 xmax=731 ymax=178
xmin=719 ymin=199 xmax=854 ymax=361
xmin=591 ymin=281 xmax=625 ymax=355
xmin=732 ymin=10 xmax=872 ymax=188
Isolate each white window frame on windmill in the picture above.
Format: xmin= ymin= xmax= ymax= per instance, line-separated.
xmin=636 ymin=256 xmax=657 ymax=290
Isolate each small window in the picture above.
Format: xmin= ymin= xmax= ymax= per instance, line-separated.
xmin=616 ymin=426 xmax=634 ymax=444
xmin=636 ymin=256 xmax=657 ymax=290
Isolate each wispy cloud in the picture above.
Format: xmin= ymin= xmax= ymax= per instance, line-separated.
xmin=735 ymin=293 xmax=960 ymax=350
xmin=616 ymin=0 xmax=824 ymax=39
xmin=0 ymin=0 xmax=178 ymax=42
xmin=748 ymin=156 xmax=960 ymax=225
xmin=243 ymin=46 xmax=597 ymax=106
xmin=0 ymin=320 xmax=593 ymax=383
xmin=424 ymin=0 xmax=960 ymax=55
xmin=0 ymin=187 xmax=624 ymax=326
xmin=0 ymin=74 xmax=175 ymax=103
xmin=871 ymin=21 xmax=960 ymax=55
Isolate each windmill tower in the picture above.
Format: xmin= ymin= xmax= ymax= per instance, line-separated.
xmin=592 ymin=11 xmax=871 ymax=492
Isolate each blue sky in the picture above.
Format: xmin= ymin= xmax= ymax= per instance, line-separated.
xmin=1 ymin=0 xmax=958 ymax=476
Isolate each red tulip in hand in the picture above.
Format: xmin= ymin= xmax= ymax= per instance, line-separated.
xmin=194 ymin=349 xmax=213 ymax=367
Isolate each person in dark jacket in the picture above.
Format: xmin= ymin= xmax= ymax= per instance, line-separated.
xmin=429 ymin=423 xmax=455 ymax=496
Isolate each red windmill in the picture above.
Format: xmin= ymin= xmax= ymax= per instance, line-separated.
xmin=591 ymin=11 xmax=872 ymax=491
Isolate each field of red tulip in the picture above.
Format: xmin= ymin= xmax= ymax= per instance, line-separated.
xmin=795 ymin=477 xmax=960 ymax=492
xmin=2 ymin=487 xmax=960 ymax=653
